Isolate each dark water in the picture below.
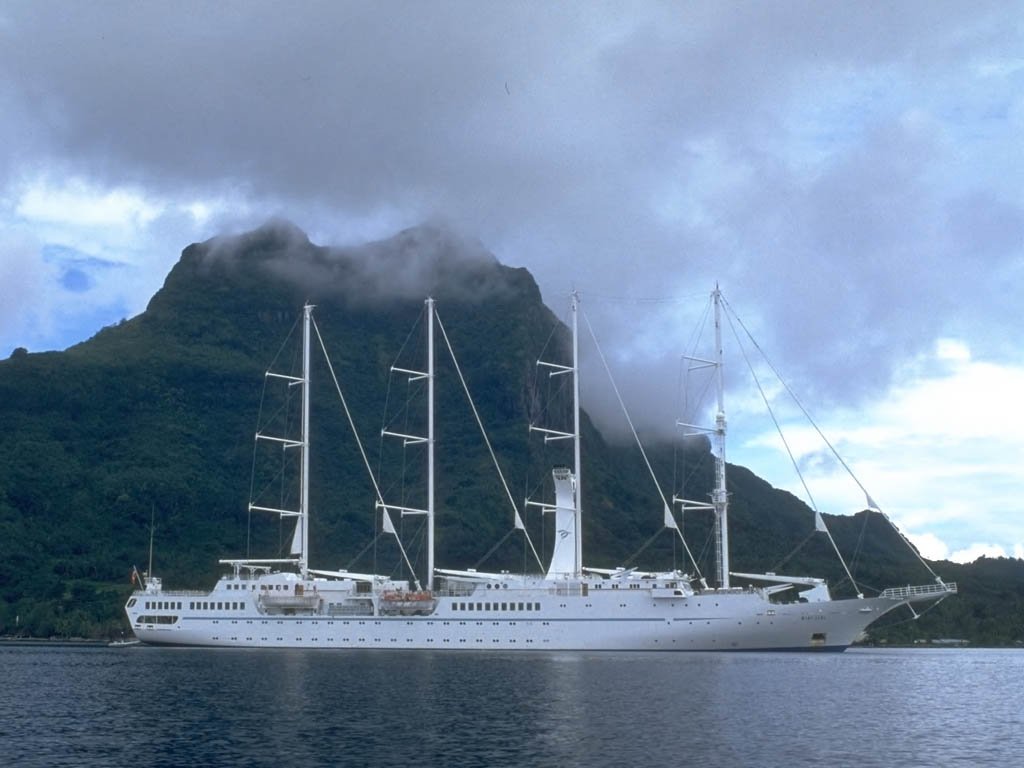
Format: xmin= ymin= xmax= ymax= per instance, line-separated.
xmin=1 ymin=646 xmax=1020 ymax=767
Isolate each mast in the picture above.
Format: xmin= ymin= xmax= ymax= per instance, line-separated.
xmin=426 ymin=297 xmax=435 ymax=591
xmin=571 ymin=290 xmax=582 ymax=576
xmin=380 ymin=298 xmax=435 ymax=591
xmin=299 ymin=302 xmax=312 ymax=579
xmin=529 ymin=290 xmax=583 ymax=578
xmin=146 ymin=505 xmax=155 ymax=585
xmin=245 ymin=305 xmax=315 ymax=576
xmin=711 ymin=286 xmax=729 ymax=589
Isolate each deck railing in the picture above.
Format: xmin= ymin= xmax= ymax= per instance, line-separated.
xmin=879 ymin=582 xmax=958 ymax=600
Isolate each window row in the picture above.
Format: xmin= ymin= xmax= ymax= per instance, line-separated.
xmin=143 ymin=600 xmax=182 ymax=610
xmin=190 ymin=601 xmax=246 ymax=611
xmin=451 ymin=601 xmax=540 ymax=612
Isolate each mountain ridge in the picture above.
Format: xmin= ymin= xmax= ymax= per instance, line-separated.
xmin=0 ymin=222 xmax=1019 ymax=643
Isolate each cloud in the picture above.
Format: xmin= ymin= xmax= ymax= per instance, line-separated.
xmin=739 ymin=339 xmax=1024 ymax=562
xmin=950 ymin=543 xmax=1014 ymax=563
xmin=0 ymin=2 xmax=1021 ymax=556
xmin=16 ymin=178 xmax=161 ymax=229
xmin=196 ymin=218 xmax=513 ymax=307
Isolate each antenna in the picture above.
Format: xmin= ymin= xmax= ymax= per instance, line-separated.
xmin=147 ymin=504 xmax=155 ymax=587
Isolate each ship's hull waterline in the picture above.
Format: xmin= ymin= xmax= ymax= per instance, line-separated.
xmin=127 ymin=580 xmax=908 ymax=652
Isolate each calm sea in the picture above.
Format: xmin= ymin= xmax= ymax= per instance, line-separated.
xmin=1 ymin=645 xmax=1020 ymax=767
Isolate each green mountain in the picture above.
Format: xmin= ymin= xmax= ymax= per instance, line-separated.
xmin=0 ymin=222 xmax=1020 ymax=644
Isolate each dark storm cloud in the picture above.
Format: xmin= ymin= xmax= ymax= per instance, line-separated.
xmin=2 ymin=1 xmax=1021 ymax=436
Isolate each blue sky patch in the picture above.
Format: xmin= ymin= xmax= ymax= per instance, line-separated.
xmin=42 ymin=243 xmax=122 ymax=294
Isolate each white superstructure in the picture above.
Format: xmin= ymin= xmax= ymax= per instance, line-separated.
xmin=126 ymin=290 xmax=955 ymax=651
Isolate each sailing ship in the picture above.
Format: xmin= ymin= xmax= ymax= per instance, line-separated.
xmin=125 ymin=289 xmax=956 ymax=650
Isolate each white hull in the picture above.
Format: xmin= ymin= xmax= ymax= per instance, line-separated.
xmin=126 ymin=574 xmax=915 ymax=652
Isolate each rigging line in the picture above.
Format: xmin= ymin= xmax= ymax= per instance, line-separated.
xmin=246 ymin=370 xmax=272 ymax=559
xmin=578 ymin=290 xmax=709 ymax=306
xmin=473 ymin=528 xmax=516 ymax=570
xmin=391 ymin=307 xmax=425 ymax=371
xmin=262 ymin=311 xmax=303 ymax=379
xmin=672 ymin=356 xmax=682 ymax=502
xmin=579 ymin=305 xmax=703 ymax=579
xmin=310 ymin=315 xmax=427 ymax=589
xmin=250 ymin=462 xmax=292 ymax=512
xmin=534 ymin=316 xmax=562 ymax=369
xmin=723 ymin=304 xmax=862 ymax=595
xmin=579 ymin=307 xmax=668 ymax=509
xmin=378 ymin=305 xmax=425 ymax=495
xmin=377 ymin=357 xmax=395 ymax=484
xmin=881 ymin=593 xmax=952 ymax=628
xmin=771 ymin=529 xmax=817 ymax=573
xmin=390 ymin=513 xmax=421 ymax=590
xmin=719 ymin=294 xmax=943 ymax=584
xmin=623 ymin=526 xmax=667 ymax=569
xmin=345 ymin=533 xmax=381 ymax=572
xmin=850 ymin=508 xmax=872 ymax=576
xmin=724 ymin=310 xmax=820 ymax=512
xmin=435 ymin=311 xmax=544 ymax=571
xmin=312 ymin=316 xmax=389 ymax=508
xmin=248 ymin=331 xmax=303 ymax=558
xmin=675 ymin=301 xmax=711 ymax=500
xmin=399 ymin=376 xmax=413 ymax=508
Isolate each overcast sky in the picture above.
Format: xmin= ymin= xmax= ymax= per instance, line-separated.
xmin=1 ymin=1 xmax=1021 ymax=565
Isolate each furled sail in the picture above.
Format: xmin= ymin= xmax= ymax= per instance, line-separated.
xmin=546 ymin=467 xmax=578 ymax=577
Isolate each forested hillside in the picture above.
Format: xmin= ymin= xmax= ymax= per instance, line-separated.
xmin=1 ymin=222 xmax=1019 ymax=644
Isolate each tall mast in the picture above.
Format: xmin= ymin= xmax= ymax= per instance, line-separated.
xmin=380 ymin=299 xmax=435 ymax=591
xmin=426 ymin=297 xmax=435 ymax=591
xmin=529 ymin=290 xmax=583 ymax=578
xmin=147 ymin=505 xmax=155 ymax=583
xmin=299 ymin=302 xmax=312 ymax=579
xmin=712 ymin=287 xmax=729 ymax=589
xmin=571 ymin=290 xmax=582 ymax=576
